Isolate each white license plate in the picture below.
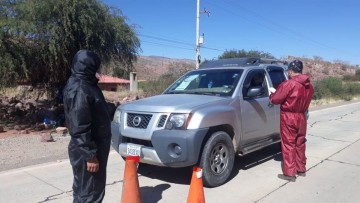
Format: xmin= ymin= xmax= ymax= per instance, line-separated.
xmin=126 ymin=144 xmax=142 ymax=156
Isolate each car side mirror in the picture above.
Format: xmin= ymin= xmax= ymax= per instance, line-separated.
xmin=247 ymin=87 xmax=265 ymax=98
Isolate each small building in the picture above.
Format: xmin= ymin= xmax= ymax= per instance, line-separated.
xmin=98 ymin=74 xmax=130 ymax=91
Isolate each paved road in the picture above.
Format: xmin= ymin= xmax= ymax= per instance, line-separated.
xmin=0 ymin=102 xmax=359 ymax=203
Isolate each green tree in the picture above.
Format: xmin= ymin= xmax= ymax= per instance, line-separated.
xmin=218 ymin=49 xmax=275 ymax=59
xmin=0 ymin=0 xmax=29 ymax=86
xmin=0 ymin=0 xmax=140 ymax=87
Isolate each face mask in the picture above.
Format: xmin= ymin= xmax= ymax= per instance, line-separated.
xmin=288 ymin=70 xmax=293 ymax=78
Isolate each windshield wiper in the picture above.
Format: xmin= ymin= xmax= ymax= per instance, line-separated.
xmin=164 ymin=91 xmax=184 ymax=94
xmin=187 ymin=92 xmax=216 ymax=96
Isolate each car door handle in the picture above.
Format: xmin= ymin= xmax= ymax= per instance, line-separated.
xmin=268 ymin=102 xmax=274 ymax=108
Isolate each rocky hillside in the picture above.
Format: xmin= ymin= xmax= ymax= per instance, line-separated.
xmin=133 ymin=55 xmax=358 ymax=81
xmin=286 ymin=56 xmax=357 ymax=81
xmin=133 ymin=56 xmax=195 ymax=80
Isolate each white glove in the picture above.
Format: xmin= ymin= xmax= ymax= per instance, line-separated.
xmin=269 ymin=87 xmax=276 ymax=93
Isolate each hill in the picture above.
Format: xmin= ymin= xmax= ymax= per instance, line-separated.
xmin=134 ymin=56 xmax=195 ymax=80
xmin=133 ymin=55 xmax=358 ymax=81
xmin=286 ymin=56 xmax=357 ymax=81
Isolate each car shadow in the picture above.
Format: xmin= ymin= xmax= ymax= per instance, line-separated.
xmin=137 ymin=164 xmax=193 ymax=186
xmin=229 ymin=143 xmax=282 ymax=181
xmin=140 ymin=184 xmax=171 ymax=203
xmin=137 ymin=143 xmax=282 ymax=187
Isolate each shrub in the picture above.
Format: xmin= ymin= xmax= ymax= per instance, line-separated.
xmin=343 ymin=74 xmax=360 ymax=81
xmin=140 ymin=73 xmax=181 ymax=97
xmin=313 ymin=76 xmax=360 ymax=101
xmin=313 ymin=77 xmax=344 ymax=100
xmin=313 ymin=81 xmax=331 ymax=100
xmin=343 ymin=75 xmax=353 ymax=81
xmin=344 ymin=82 xmax=360 ymax=96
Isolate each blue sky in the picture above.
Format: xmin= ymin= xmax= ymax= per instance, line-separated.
xmin=103 ymin=0 xmax=360 ymax=66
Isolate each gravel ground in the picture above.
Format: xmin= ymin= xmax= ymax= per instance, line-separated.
xmin=0 ymin=132 xmax=70 ymax=171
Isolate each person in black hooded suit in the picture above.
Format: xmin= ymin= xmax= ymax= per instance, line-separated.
xmin=63 ymin=50 xmax=111 ymax=203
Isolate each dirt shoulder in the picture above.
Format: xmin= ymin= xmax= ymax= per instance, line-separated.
xmin=0 ymin=131 xmax=70 ymax=172
xmin=309 ymin=98 xmax=360 ymax=111
xmin=0 ymin=98 xmax=359 ymax=172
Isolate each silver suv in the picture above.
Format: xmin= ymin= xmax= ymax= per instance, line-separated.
xmin=111 ymin=58 xmax=288 ymax=187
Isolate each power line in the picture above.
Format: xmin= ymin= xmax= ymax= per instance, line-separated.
xmin=141 ymin=39 xmax=225 ymax=53
xmin=141 ymin=40 xmax=195 ymax=51
xmin=139 ymin=34 xmax=193 ymax=47
xmin=140 ymin=1 xmax=339 ymax=59
xmin=202 ymin=46 xmax=225 ymax=52
xmin=221 ymin=0 xmax=339 ymax=51
xmin=139 ymin=33 xmax=225 ymax=52
xmin=205 ymin=1 xmax=307 ymax=43
xmin=205 ymin=0 xmax=348 ymax=56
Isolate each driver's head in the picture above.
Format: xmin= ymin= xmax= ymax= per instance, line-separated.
xmin=252 ymin=74 xmax=263 ymax=86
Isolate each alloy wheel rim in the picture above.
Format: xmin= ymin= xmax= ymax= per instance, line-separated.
xmin=209 ymin=143 xmax=229 ymax=174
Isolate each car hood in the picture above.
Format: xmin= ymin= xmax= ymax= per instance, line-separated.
xmin=120 ymin=94 xmax=230 ymax=113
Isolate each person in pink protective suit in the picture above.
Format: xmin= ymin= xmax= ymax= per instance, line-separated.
xmin=269 ymin=60 xmax=314 ymax=182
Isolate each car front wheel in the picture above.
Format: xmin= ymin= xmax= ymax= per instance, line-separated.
xmin=200 ymin=131 xmax=235 ymax=187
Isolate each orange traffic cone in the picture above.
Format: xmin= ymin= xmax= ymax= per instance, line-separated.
xmin=121 ymin=156 xmax=141 ymax=203
xmin=187 ymin=166 xmax=205 ymax=203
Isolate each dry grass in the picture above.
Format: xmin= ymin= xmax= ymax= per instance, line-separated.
xmin=102 ymin=89 xmax=144 ymax=102
xmin=310 ymin=96 xmax=360 ymax=108
xmin=0 ymin=86 xmax=51 ymax=100
xmin=1 ymin=86 xmax=145 ymax=103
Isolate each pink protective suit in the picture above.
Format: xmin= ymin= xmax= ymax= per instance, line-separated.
xmin=270 ymin=74 xmax=314 ymax=176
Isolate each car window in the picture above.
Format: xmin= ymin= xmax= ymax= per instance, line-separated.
xmin=242 ymin=69 xmax=268 ymax=99
xmin=267 ymin=66 xmax=287 ymax=89
xmin=164 ymin=69 xmax=243 ymax=97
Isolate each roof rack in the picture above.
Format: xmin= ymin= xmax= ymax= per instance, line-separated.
xmin=199 ymin=57 xmax=287 ymax=69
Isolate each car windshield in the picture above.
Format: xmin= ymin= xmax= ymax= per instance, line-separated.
xmin=164 ymin=69 xmax=243 ymax=97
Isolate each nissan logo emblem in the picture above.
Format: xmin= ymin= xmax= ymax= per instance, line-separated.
xmin=132 ymin=116 xmax=142 ymax=126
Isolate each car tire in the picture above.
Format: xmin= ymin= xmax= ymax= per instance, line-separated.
xmin=200 ymin=131 xmax=235 ymax=187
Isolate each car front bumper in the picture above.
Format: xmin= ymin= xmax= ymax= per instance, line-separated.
xmin=111 ymin=121 xmax=208 ymax=167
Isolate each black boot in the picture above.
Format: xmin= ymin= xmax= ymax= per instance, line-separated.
xmin=278 ymin=174 xmax=296 ymax=182
xmin=297 ymin=171 xmax=306 ymax=177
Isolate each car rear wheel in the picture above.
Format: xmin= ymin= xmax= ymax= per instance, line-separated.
xmin=200 ymin=131 xmax=235 ymax=187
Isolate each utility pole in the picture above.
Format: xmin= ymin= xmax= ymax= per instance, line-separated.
xmin=195 ymin=0 xmax=201 ymax=69
xmin=195 ymin=1 xmax=209 ymax=69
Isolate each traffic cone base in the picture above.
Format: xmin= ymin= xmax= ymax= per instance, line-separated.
xmin=121 ymin=156 xmax=141 ymax=203
xmin=187 ymin=166 xmax=205 ymax=203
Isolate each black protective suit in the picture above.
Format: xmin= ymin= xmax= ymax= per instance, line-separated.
xmin=63 ymin=50 xmax=111 ymax=203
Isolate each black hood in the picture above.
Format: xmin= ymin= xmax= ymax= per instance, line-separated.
xmin=71 ymin=50 xmax=101 ymax=83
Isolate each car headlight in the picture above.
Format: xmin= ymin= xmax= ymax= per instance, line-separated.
xmin=165 ymin=114 xmax=191 ymax=130
xmin=113 ymin=109 xmax=121 ymax=124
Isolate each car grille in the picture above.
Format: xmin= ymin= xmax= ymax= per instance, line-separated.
xmin=122 ymin=136 xmax=153 ymax=147
xmin=157 ymin=115 xmax=168 ymax=127
xmin=127 ymin=113 xmax=152 ymax=129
